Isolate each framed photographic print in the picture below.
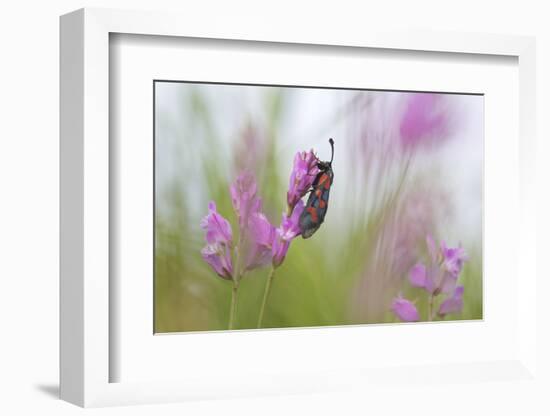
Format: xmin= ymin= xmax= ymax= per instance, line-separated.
xmin=60 ymin=8 xmax=538 ymax=408
xmin=153 ymin=81 xmax=482 ymax=333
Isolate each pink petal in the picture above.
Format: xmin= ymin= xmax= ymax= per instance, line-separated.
xmin=201 ymin=243 xmax=233 ymax=280
xmin=245 ymin=213 xmax=276 ymax=270
xmin=391 ymin=297 xmax=420 ymax=322
xmin=438 ymin=285 xmax=464 ymax=316
xmin=409 ymin=263 xmax=427 ymax=288
xmin=201 ymin=201 xmax=233 ymax=245
xmin=272 ymin=238 xmax=290 ymax=268
xmin=279 ymin=200 xmax=304 ymax=241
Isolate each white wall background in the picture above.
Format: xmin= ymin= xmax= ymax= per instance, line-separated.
xmin=0 ymin=1 xmax=548 ymax=415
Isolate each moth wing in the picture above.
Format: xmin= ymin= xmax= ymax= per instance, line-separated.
xmin=299 ymin=192 xmax=322 ymax=239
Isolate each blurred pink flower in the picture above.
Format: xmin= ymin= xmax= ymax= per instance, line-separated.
xmin=399 ymin=93 xmax=449 ymax=149
xmin=234 ymin=124 xmax=267 ymax=173
xmin=200 ymin=201 xmax=233 ymax=280
xmin=287 ymin=150 xmax=319 ymax=211
xmin=391 ymin=190 xmax=446 ymax=277
xmin=409 ymin=235 xmax=468 ymax=295
xmin=230 ymin=171 xmax=262 ymax=232
xmin=438 ymin=285 xmax=465 ymax=317
xmin=441 ymin=242 xmax=468 ymax=279
xmin=391 ymin=295 xmax=419 ymax=322
xmin=352 ymin=188 xmax=446 ymax=323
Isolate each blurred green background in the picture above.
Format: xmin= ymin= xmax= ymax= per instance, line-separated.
xmin=154 ymin=82 xmax=483 ymax=332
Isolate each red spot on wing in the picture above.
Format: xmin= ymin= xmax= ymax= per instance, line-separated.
xmin=306 ymin=206 xmax=318 ymax=223
xmin=319 ymin=199 xmax=326 ymax=208
xmin=315 ymin=189 xmax=322 ymax=197
xmin=323 ymin=177 xmax=331 ymax=190
xmin=318 ymin=174 xmax=328 ymax=186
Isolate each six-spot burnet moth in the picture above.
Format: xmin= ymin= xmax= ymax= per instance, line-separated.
xmin=299 ymin=138 xmax=334 ymax=239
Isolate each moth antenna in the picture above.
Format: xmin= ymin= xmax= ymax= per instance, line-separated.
xmin=328 ymin=138 xmax=334 ymax=164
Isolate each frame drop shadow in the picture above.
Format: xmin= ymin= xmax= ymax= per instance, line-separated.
xmin=34 ymin=384 xmax=59 ymax=399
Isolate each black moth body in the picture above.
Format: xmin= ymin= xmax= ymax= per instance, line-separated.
xmin=299 ymin=138 xmax=334 ymax=239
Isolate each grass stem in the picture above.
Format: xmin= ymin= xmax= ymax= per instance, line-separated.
xmin=428 ymin=294 xmax=434 ymax=321
xmin=229 ymin=280 xmax=240 ymax=330
xmin=257 ymin=266 xmax=276 ymax=328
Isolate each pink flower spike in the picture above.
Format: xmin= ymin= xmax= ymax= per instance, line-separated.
xmin=287 ymin=150 xmax=319 ymax=210
xmin=391 ymin=296 xmax=420 ymax=322
xmin=200 ymin=201 xmax=234 ymax=280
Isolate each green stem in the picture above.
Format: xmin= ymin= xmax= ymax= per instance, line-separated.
xmin=228 ymin=232 xmax=245 ymax=330
xmin=229 ymin=280 xmax=239 ymax=330
xmin=427 ymin=294 xmax=434 ymax=321
xmin=257 ymin=267 xmax=276 ymax=328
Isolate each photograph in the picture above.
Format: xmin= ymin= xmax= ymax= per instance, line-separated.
xmin=154 ymin=81 xmax=483 ymax=332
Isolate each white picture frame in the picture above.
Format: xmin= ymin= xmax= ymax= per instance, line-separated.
xmin=60 ymin=7 xmax=538 ymax=407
